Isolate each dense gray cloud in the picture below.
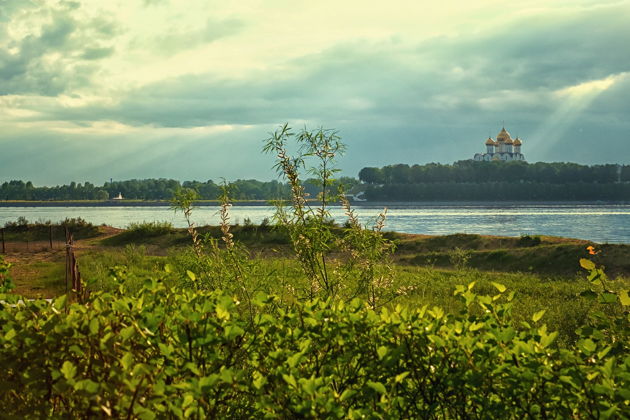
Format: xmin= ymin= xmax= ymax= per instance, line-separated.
xmin=0 ymin=2 xmax=120 ymax=95
xmin=1 ymin=1 xmax=629 ymax=185
xmin=34 ymin=2 xmax=629 ymax=130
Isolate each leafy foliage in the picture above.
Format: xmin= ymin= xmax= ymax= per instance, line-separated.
xmin=0 ymin=256 xmax=14 ymax=296
xmin=263 ymin=124 xmax=395 ymax=306
xmin=1 ymin=270 xmax=628 ymax=418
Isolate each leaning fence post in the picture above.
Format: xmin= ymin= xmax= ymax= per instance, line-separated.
xmin=65 ymin=227 xmax=69 ymax=294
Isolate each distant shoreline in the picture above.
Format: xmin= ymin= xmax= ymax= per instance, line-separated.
xmin=1 ymin=200 xmax=629 ymax=207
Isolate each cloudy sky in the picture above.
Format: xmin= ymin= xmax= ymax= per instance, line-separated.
xmin=1 ymin=0 xmax=629 ymax=185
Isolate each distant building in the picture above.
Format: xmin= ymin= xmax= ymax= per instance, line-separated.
xmin=473 ymin=127 xmax=525 ymax=162
xmin=112 ymin=192 xmax=124 ymax=200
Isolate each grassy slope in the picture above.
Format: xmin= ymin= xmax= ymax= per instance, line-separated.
xmin=5 ymin=225 xmax=629 ymax=345
xmin=102 ymin=227 xmax=630 ymax=277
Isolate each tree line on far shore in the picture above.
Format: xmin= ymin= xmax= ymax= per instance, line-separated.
xmin=358 ymin=161 xmax=630 ymax=201
xmin=359 ymin=160 xmax=630 ymax=185
xmin=0 ymin=177 xmax=359 ymax=201
xmin=2 ymin=161 xmax=629 ymax=202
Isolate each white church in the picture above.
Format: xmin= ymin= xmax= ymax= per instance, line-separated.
xmin=473 ymin=127 xmax=525 ymax=162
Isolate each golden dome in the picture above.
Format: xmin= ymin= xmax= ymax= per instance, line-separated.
xmin=485 ymin=137 xmax=495 ymax=145
xmin=505 ymin=137 xmax=513 ymax=145
xmin=513 ymin=137 xmax=522 ymax=146
xmin=496 ymin=127 xmax=512 ymax=142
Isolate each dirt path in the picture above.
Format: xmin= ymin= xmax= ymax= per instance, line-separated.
xmin=2 ymin=226 xmax=123 ymax=298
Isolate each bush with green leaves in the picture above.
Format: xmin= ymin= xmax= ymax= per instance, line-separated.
xmin=127 ymin=221 xmax=175 ymax=237
xmin=0 ymin=256 xmax=14 ymax=296
xmin=1 ymin=259 xmax=629 ymax=418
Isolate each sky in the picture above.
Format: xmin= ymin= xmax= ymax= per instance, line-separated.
xmin=1 ymin=0 xmax=629 ymax=185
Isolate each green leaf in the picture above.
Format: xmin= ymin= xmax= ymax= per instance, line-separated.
xmin=580 ymin=339 xmax=597 ymax=355
xmin=618 ymin=289 xmax=630 ymax=306
xmin=491 ymin=282 xmax=506 ymax=293
xmin=225 ymin=324 xmax=244 ymax=340
xmin=376 ymin=346 xmax=388 ymax=360
xmin=4 ymin=328 xmax=16 ymax=341
xmin=599 ymin=292 xmax=617 ymax=304
xmin=287 ymin=352 xmax=302 ymax=368
xmin=53 ymin=294 xmax=68 ymax=309
xmin=587 ymin=372 xmax=600 ymax=381
xmin=186 ymin=270 xmax=196 ymax=282
xmin=559 ymin=375 xmax=578 ymax=389
xmin=282 ymin=374 xmax=297 ymax=388
xmin=579 ymin=290 xmax=598 ymax=300
xmin=121 ymin=352 xmax=134 ymax=370
xmin=469 ymin=322 xmax=485 ymax=332
xmin=89 ymin=318 xmax=99 ymax=335
xmin=120 ymin=326 xmax=135 ymax=341
xmin=220 ymin=368 xmax=233 ymax=384
xmin=600 ymin=406 xmax=617 ymax=420
xmin=184 ymin=362 xmax=201 ymax=376
xmin=61 ymin=361 xmax=77 ymax=380
xmin=532 ymin=310 xmax=546 ymax=323
xmin=137 ymin=411 xmax=156 ymax=420
xmin=395 ymin=372 xmax=410 ymax=383
xmin=216 ymin=304 xmax=230 ymax=321
xmin=182 ymin=394 xmax=194 ymax=409
xmin=367 ymin=381 xmax=387 ymax=394
xmin=428 ymin=334 xmax=446 ymax=347
xmin=539 ymin=331 xmax=558 ymax=348
xmin=580 ymin=258 xmax=596 ymax=270
xmin=252 ymin=371 xmax=266 ymax=390
xmin=75 ymin=379 xmax=99 ymax=393
xmin=340 ymin=389 xmax=356 ymax=401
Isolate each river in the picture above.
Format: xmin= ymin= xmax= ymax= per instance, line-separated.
xmin=1 ymin=203 xmax=629 ymax=244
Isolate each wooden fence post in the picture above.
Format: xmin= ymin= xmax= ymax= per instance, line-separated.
xmin=65 ymin=227 xmax=69 ymax=294
xmin=49 ymin=225 xmax=53 ymax=250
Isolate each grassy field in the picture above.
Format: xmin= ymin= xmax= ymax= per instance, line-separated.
xmin=4 ymin=222 xmax=628 ymax=346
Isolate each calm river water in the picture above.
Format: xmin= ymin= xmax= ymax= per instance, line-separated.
xmin=1 ymin=204 xmax=630 ymax=244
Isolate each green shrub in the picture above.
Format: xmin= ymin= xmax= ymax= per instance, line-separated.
xmin=519 ymin=234 xmax=542 ymax=247
xmin=127 ymin=221 xmax=175 ymax=237
xmin=0 ymin=270 xmax=628 ymax=418
xmin=2 ymin=217 xmax=99 ymax=241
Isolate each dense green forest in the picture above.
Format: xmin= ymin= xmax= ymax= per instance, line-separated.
xmin=0 ymin=177 xmax=359 ymax=201
xmin=359 ymin=161 xmax=630 ymax=184
xmin=359 ymin=161 xmax=630 ymax=201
